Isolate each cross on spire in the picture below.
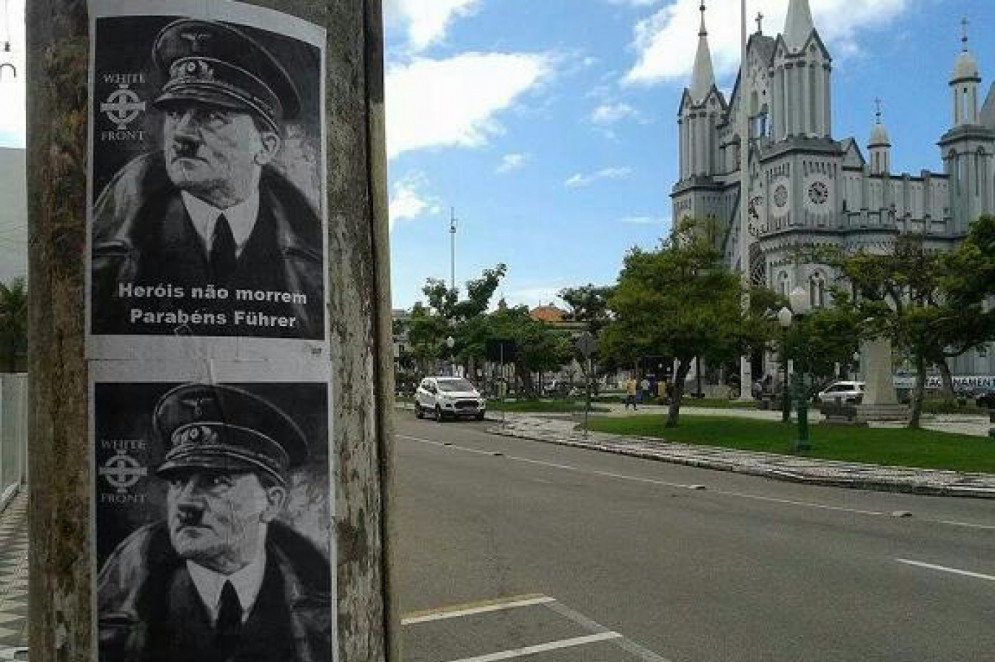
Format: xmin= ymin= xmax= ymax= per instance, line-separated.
xmin=756 ymin=12 xmax=764 ymax=34
xmin=874 ymin=97 xmax=883 ymax=124
xmin=961 ymin=16 xmax=970 ymax=51
xmin=699 ymin=1 xmax=707 ymax=37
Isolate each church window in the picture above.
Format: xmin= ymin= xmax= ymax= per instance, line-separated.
xmin=778 ymin=272 xmax=790 ymax=295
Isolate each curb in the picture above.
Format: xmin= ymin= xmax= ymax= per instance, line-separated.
xmin=487 ymin=425 xmax=995 ymax=500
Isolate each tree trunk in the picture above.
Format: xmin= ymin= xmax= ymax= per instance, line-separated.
xmin=666 ymin=359 xmax=692 ymax=428
xmin=909 ymin=354 xmax=927 ymax=429
xmin=515 ymin=360 xmax=536 ymax=398
xmin=936 ymin=358 xmax=956 ymax=402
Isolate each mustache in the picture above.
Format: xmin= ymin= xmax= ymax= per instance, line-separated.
xmin=170 ymin=138 xmax=204 ymax=161
xmin=174 ymin=505 xmax=205 ymax=527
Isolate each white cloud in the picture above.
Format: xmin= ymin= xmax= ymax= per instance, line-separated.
xmin=625 ymin=0 xmax=911 ymax=86
xmin=389 ymin=172 xmax=440 ymax=230
xmin=0 ymin=0 xmax=26 ymax=148
xmin=619 ymin=215 xmax=668 ymax=225
xmin=565 ymin=167 xmax=632 ymax=188
xmin=591 ymin=102 xmax=641 ymax=125
xmin=497 ymin=152 xmax=529 ymax=173
xmin=383 ymin=0 xmax=482 ymax=52
xmin=386 ymin=52 xmax=551 ymax=160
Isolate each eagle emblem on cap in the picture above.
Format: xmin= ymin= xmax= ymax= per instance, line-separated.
xmin=180 ymin=396 xmax=215 ymax=418
xmin=180 ymin=30 xmax=214 ymax=53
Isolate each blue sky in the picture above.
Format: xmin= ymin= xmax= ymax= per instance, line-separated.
xmin=1 ymin=1 xmax=994 ymax=305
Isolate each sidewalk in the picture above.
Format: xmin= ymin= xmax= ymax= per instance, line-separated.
xmin=0 ymin=491 xmax=27 ymax=652
xmin=489 ymin=414 xmax=995 ymax=499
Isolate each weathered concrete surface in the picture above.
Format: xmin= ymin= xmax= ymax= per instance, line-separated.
xmin=27 ymin=1 xmax=396 ymax=660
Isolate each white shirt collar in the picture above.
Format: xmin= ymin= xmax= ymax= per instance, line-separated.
xmin=186 ymin=547 xmax=268 ymax=625
xmin=181 ymin=191 xmax=260 ymax=258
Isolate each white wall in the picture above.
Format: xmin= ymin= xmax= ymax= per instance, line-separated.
xmin=0 ymin=147 xmax=27 ymax=284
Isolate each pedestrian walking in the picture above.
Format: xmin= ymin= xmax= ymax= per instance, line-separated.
xmin=625 ymin=377 xmax=638 ymax=410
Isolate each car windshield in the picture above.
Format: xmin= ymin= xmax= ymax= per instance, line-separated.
xmin=437 ymin=379 xmax=475 ymax=393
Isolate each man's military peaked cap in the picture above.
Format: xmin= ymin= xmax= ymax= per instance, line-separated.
xmin=153 ymin=383 xmax=309 ymax=485
xmin=151 ymin=18 xmax=301 ymax=133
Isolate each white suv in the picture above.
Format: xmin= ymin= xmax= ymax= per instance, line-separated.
xmin=415 ymin=377 xmax=487 ymax=421
xmin=816 ymin=380 xmax=865 ymax=405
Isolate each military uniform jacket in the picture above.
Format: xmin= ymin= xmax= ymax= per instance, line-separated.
xmin=91 ymin=152 xmax=324 ymax=339
xmin=97 ymin=521 xmax=332 ymax=662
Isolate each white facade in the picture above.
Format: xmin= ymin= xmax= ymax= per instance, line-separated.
xmin=671 ymin=0 xmax=995 ymax=376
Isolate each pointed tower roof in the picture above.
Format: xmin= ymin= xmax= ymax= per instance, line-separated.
xmin=783 ymin=0 xmax=815 ymax=52
xmin=868 ymin=99 xmax=891 ymax=147
xmin=689 ymin=1 xmax=716 ymax=105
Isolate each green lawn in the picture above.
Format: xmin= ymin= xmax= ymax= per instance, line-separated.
xmin=587 ymin=415 xmax=995 ymax=474
xmin=489 ymin=400 xmax=610 ymax=414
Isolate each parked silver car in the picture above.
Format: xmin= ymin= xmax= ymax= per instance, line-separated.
xmin=816 ymin=380 xmax=865 ymax=405
xmin=415 ymin=377 xmax=487 ymax=421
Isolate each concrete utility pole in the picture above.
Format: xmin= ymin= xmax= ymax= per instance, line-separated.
xmin=27 ymin=2 xmax=397 ymax=661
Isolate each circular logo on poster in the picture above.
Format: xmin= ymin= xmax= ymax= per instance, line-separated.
xmin=99 ymin=450 xmax=148 ymax=494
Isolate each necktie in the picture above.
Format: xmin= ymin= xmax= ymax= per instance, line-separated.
xmin=216 ymin=580 xmax=243 ymax=653
xmin=210 ymin=214 xmax=238 ymax=284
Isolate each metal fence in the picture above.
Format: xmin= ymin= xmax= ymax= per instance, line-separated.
xmin=0 ymin=374 xmax=28 ymax=513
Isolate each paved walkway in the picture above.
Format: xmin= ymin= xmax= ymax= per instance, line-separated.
xmin=586 ymin=402 xmax=994 ymax=437
xmin=489 ymin=414 xmax=995 ymax=499
xmin=0 ymin=491 xmax=28 ymax=654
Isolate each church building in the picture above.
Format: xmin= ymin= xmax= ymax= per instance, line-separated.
xmin=671 ymin=0 xmax=995 ymax=377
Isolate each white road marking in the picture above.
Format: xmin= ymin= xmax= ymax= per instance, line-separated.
xmin=708 ymin=489 xmax=887 ymax=517
xmin=402 ymin=596 xmax=556 ymax=625
xmin=935 ymin=520 xmax=995 ymax=531
xmin=896 ymin=559 xmax=995 ymax=582
xmin=443 ymin=632 xmax=623 ymax=662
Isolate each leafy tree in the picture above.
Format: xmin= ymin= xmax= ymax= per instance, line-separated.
xmin=606 ymin=222 xmax=747 ymax=427
xmin=405 ymin=264 xmax=509 ymax=377
xmin=829 ymin=233 xmax=993 ymax=428
xmin=488 ymin=305 xmax=573 ymax=398
xmin=0 ymin=278 xmax=27 ymax=373
xmin=559 ymin=284 xmax=613 ymax=334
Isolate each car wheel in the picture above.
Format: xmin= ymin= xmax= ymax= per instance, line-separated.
xmin=434 ymin=406 xmax=443 ymax=422
xmin=414 ymin=403 xmax=423 ymax=419
xmin=476 ymin=411 xmax=485 ymax=421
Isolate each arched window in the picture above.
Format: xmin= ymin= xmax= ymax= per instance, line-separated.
xmin=778 ymin=271 xmax=790 ymax=296
xmin=810 ymin=272 xmax=826 ymax=308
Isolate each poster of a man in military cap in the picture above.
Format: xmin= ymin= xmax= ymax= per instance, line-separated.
xmin=88 ymin=1 xmax=326 ymax=342
xmin=93 ymin=381 xmax=333 ymax=662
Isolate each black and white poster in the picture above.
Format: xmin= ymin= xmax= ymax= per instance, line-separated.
xmin=87 ymin=0 xmax=327 ymax=346
xmin=92 ymin=379 xmax=333 ymax=662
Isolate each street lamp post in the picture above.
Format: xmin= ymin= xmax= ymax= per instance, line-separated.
xmin=446 ymin=335 xmax=455 ymax=376
xmin=782 ymin=285 xmax=812 ymax=451
xmin=777 ymin=306 xmax=793 ymax=423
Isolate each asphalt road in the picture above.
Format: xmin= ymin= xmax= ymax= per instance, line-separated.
xmin=395 ymin=413 xmax=995 ymax=662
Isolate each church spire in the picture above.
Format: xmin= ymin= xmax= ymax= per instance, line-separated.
xmin=783 ymin=0 xmax=815 ymax=52
xmin=689 ymin=1 xmax=715 ymax=104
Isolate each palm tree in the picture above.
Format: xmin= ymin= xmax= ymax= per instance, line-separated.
xmin=0 ymin=278 xmax=27 ymax=373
